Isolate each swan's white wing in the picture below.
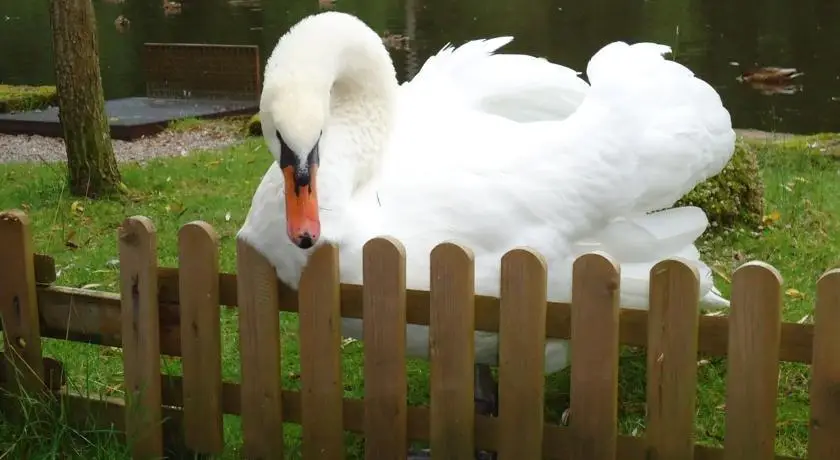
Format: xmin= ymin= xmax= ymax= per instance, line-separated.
xmin=348 ymin=40 xmax=734 ymax=310
xmin=567 ymin=41 xmax=735 ymax=215
xmin=401 ymin=37 xmax=589 ymax=122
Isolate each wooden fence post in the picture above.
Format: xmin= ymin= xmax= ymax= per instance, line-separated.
xmin=298 ymin=243 xmax=344 ymax=460
xmin=119 ymin=216 xmax=163 ymax=460
xmin=569 ymin=252 xmax=620 ymax=460
xmin=808 ymin=268 xmax=840 ymax=459
xmin=645 ymin=259 xmax=700 ymax=460
xmin=363 ymin=237 xmax=407 ymax=460
xmin=498 ymin=247 xmax=547 ymax=459
xmin=723 ymin=262 xmax=782 ymax=460
xmin=429 ymin=242 xmax=476 ymax=458
xmin=0 ymin=210 xmax=46 ymax=408
xmin=178 ymin=221 xmax=223 ymax=455
xmin=236 ymin=237 xmax=283 ymax=458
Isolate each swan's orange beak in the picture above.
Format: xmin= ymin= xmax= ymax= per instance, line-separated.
xmin=282 ymin=165 xmax=320 ymax=249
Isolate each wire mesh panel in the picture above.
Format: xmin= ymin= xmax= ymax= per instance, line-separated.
xmin=142 ymin=43 xmax=261 ymax=101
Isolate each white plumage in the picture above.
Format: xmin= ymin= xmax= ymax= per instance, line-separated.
xmin=239 ymin=11 xmax=736 ymax=373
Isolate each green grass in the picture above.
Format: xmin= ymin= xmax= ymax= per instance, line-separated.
xmin=0 ymin=134 xmax=838 ymax=458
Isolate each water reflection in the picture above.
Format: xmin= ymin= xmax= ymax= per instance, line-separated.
xmin=1 ymin=0 xmax=838 ymax=134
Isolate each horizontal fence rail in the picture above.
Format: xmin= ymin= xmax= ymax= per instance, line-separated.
xmin=0 ymin=209 xmax=838 ymax=460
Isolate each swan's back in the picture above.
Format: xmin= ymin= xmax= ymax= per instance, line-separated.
xmin=339 ymin=41 xmax=734 ymax=310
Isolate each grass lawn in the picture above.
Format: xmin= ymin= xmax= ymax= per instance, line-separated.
xmin=0 ymin=131 xmax=838 ymax=458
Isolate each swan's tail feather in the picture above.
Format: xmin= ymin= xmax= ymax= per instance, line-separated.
xmin=580 ymin=41 xmax=736 ymax=214
xmin=574 ymin=206 xmax=729 ymax=310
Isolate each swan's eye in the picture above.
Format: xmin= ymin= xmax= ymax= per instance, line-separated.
xmin=276 ymin=130 xmax=297 ymax=168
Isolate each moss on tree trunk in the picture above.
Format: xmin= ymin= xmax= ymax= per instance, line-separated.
xmin=49 ymin=0 xmax=122 ymax=198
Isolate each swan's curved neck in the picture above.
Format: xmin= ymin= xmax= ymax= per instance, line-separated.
xmin=267 ymin=13 xmax=399 ymax=209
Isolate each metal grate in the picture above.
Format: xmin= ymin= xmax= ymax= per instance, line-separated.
xmin=142 ymin=43 xmax=261 ymax=101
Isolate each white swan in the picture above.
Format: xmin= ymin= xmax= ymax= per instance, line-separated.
xmin=238 ymin=12 xmax=735 ymax=376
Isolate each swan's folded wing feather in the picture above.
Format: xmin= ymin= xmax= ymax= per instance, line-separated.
xmin=531 ymin=41 xmax=736 ymax=232
xmin=402 ymin=37 xmax=589 ymax=122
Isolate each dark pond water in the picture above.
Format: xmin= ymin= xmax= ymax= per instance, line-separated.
xmin=2 ymin=0 xmax=839 ymax=134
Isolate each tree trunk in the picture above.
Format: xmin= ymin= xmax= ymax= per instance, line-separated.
xmin=49 ymin=0 xmax=122 ymax=198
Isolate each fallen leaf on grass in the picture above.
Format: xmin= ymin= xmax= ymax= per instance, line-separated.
xmin=762 ymin=210 xmax=781 ymax=226
xmin=70 ymin=200 xmax=85 ymax=215
xmin=785 ymin=288 xmax=806 ymax=299
xmin=712 ymin=264 xmax=731 ymax=283
xmin=65 ymin=229 xmax=78 ymax=249
xmin=166 ymin=201 xmax=185 ymax=214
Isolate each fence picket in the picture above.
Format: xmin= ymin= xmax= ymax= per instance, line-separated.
xmin=429 ymin=243 xmax=476 ymax=458
xmin=299 ymin=243 xmax=344 ymax=459
xmin=497 ymin=248 xmax=548 ymax=459
xmin=723 ymin=262 xmax=783 ymax=460
xmin=7 ymin=208 xmax=840 ymax=460
xmin=0 ymin=210 xmax=45 ymax=401
xmin=236 ymin=238 xmax=283 ymax=458
xmin=646 ymin=259 xmax=700 ymax=460
xmin=363 ymin=237 xmax=408 ymax=459
xmin=808 ymin=269 xmax=840 ymax=459
xmin=177 ymin=221 xmax=223 ymax=454
xmin=118 ymin=216 xmax=163 ymax=459
xmin=569 ymin=252 xmax=620 ymax=460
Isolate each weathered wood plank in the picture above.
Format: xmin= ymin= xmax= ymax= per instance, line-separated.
xmin=0 ymin=210 xmax=45 ymax=400
xmin=808 ymin=269 xmax=840 ymax=460
xmin=429 ymin=243 xmax=476 ymax=458
xmin=498 ymin=248 xmax=547 ymax=459
xmin=723 ymin=262 xmax=783 ymax=460
xmin=118 ymin=216 xmax=163 ymax=459
xmin=177 ymin=221 xmax=223 ymax=454
xmin=568 ymin=253 xmax=620 ymax=460
xmin=362 ymin=237 xmax=408 ymax=460
xmin=236 ymin=238 xmax=284 ymax=458
xmin=32 ymin=269 xmax=816 ymax=364
xmin=298 ymin=243 xmax=344 ymax=460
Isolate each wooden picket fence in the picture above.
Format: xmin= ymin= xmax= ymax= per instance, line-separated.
xmin=0 ymin=208 xmax=838 ymax=459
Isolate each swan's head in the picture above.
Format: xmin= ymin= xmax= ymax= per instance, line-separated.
xmin=259 ymin=12 xmax=398 ymax=249
xmin=261 ymin=87 xmax=329 ymax=250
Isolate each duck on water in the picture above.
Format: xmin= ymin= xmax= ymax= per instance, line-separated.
xmin=238 ymin=11 xmax=736 ymax=458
